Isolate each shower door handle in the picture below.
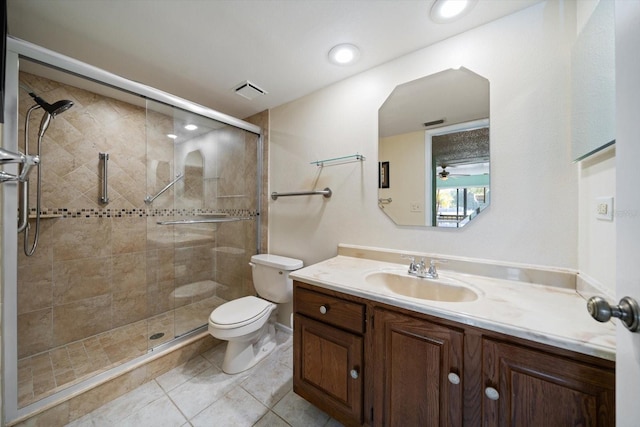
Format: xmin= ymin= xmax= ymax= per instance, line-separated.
xmin=99 ymin=152 xmax=109 ymax=204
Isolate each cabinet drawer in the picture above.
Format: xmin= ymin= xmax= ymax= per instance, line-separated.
xmin=295 ymin=286 xmax=366 ymax=334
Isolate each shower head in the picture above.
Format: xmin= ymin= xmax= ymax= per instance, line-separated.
xmin=29 ymin=93 xmax=74 ymax=117
xmin=28 ymin=93 xmax=74 ymax=138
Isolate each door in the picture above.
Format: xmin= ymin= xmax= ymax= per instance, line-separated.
xmin=615 ymin=0 xmax=640 ymax=422
xmin=372 ymin=308 xmax=463 ymax=427
xmin=482 ymin=339 xmax=614 ymax=426
xmin=293 ymin=313 xmax=364 ymax=425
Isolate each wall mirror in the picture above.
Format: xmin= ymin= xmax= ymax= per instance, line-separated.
xmin=378 ymin=67 xmax=490 ymax=228
xmin=571 ymin=0 xmax=615 ymax=161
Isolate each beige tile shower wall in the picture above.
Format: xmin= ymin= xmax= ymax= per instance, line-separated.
xmin=16 ymin=72 xmax=262 ymax=359
xmin=16 ymin=72 xmax=153 ymax=359
xmin=19 ymin=73 xmax=147 ymax=210
xmin=16 ymin=216 xmax=152 ymax=358
xmin=212 ymin=125 xmax=260 ymax=301
xmin=146 ymin=108 xmax=177 ymax=210
xmin=244 ymin=110 xmax=268 ymax=255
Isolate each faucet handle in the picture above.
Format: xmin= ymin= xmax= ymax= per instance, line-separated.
xmin=18 ymin=154 xmax=40 ymax=182
xmin=426 ymin=259 xmax=440 ymax=278
xmin=401 ymin=254 xmax=418 ymax=274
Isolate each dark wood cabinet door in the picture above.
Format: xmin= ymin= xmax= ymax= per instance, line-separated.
xmin=372 ymin=308 xmax=464 ymax=427
xmin=293 ymin=313 xmax=364 ymax=426
xmin=482 ymin=338 xmax=615 ymax=427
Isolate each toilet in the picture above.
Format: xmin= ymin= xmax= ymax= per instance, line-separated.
xmin=208 ymin=253 xmax=303 ymax=374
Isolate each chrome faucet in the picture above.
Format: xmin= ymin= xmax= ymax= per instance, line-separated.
xmin=401 ymin=255 xmax=439 ymax=279
xmin=0 ymin=147 xmax=27 ymax=165
xmin=415 ymin=258 xmax=439 ymax=279
xmin=0 ymin=148 xmax=40 ymax=182
xmin=401 ymin=254 xmax=420 ymax=275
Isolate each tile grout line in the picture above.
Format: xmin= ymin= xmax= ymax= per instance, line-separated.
xmin=155 ymin=378 xmax=193 ymax=426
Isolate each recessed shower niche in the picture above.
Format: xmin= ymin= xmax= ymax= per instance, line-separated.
xmin=10 ymin=58 xmax=261 ymax=410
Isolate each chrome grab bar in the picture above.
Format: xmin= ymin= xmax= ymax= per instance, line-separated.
xmin=145 ymin=173 xmax=183 ymax=205
xmin=157 ymin=216 xmax=253 ymax=225
xmin=378 ymin=197 xmax=392 ymax=204
xmin=271 ymin=187 xmax=332 ymax=200
xmin=99 ymin=152 xmax=109 ymax=204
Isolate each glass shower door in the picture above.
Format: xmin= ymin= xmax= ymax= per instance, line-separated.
xmin=144 ymin=100 xmax=259 ymax=350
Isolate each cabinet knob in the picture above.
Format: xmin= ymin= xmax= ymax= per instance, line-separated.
xmin=319 ymin=305 xmax=328 ymax=315
xmin=485 ymin=387 xmax=500 ymax=401
xmin=350 ymin=369 xmax=359 ymax=379
xmin=447 ymin=372 xmax=461 ymax=385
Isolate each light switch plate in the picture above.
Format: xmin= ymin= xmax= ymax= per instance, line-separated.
xmin=596 ymin=197 xmax=614 ymax=221
xmin=410 ymin=202 xmax=422 ymax=212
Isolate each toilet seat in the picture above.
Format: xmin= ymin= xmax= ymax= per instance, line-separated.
xmin=209 ymin=296 xmax=274 ymax=330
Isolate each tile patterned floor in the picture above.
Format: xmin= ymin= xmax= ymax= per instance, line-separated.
xmin=18 ymin=296 xmax=226 ymax=407
xmin=65 ymin=331 xmax=343 ymax=427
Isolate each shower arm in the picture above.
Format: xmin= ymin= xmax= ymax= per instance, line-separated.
xmin=144 ymin=173 xmax=183 ymax=205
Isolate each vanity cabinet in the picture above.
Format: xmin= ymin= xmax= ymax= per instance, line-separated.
xmin=372 ymin=307 xmax=464 ymax=426
xmin=293 ymin=285 xmax=366 ymax=426
xmin=293 ymin=281 xmax=615 ymax=427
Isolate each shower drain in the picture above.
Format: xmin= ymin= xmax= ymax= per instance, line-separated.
xmin=149 ymin=332 xmax=165 ymax=340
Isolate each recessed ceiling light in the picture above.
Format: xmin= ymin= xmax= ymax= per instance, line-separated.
xmin=167 ymin=134 xmax=177 ymax=139
xmin=430 ymin=0 xmax=477 ymax=23
xmin=184 ymin=124 xmax=198 ymax=131
xmin=328 ymin=44 xmax=360 ymax=65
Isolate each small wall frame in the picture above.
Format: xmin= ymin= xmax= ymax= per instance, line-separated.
xmin=379 ymin=161 xmax=389 ymax=188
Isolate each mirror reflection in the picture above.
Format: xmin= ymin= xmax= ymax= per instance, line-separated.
xmin=570 ymin=0 xmax=615 ymax=161
xmin=378 ymin=67 xmax=490 ymax=228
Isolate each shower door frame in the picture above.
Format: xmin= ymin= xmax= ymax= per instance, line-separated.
xmin=2 ymin=36 xmax=263 ymax=424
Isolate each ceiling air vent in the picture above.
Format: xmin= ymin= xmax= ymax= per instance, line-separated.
xmin=234 ymin=81 xmax=267 ymax=100
xmin=424 ymin=119 xmax=445 ymax=127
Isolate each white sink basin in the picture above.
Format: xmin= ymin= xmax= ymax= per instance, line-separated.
xmin=365 ymin=271 xmax=479 ymax=302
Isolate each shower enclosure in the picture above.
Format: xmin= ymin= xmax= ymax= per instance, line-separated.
xmin=2 ymin=38 xmax=263 ymax=422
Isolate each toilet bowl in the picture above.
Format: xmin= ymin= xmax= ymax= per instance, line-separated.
xmin=208 ymin=254 xmax=303 ymax=374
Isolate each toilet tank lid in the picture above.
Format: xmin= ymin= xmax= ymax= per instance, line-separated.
xmin=251 ymin=254 xmax=303 ymax=270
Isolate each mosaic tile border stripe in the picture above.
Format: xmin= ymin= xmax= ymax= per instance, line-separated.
xmin=29 ymin=208 xmax=258 ymax=219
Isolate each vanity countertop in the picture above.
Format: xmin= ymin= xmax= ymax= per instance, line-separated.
xmin=290 ymin=255 xmax=616 ymax=361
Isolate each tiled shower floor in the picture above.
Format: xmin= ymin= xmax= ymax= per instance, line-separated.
xmin=65 ymin=331 xmax=343 ymax=427
xmin=18 ymin=295 xmax=226 ymax=407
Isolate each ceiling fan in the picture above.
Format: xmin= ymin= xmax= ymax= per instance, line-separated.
xmin=437 ymin=165 xmax=469 ymax=180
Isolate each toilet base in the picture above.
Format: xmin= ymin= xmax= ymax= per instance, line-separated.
xmin=221 ymin=322 xmax=277 ymax=374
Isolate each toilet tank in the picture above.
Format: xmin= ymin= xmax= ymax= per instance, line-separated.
xmin=251 ymin=254 xmax=303 ymax=303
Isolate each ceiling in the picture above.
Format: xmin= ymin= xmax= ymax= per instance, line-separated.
xmin=378 ymin=67 xmax=489 ymax=138
xmin=7 ymin=0 xmax=541 ymax=120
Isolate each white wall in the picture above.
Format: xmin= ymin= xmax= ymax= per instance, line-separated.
xmin=269 ymin=1 xmax=580 ymax=270
xmin=574 ymin=0 xmax=615 ymax=297
xmin=378 ymin=131 xmax=425 ymax=226
xmin=578 ymin=146 xmax=615 ymax=295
